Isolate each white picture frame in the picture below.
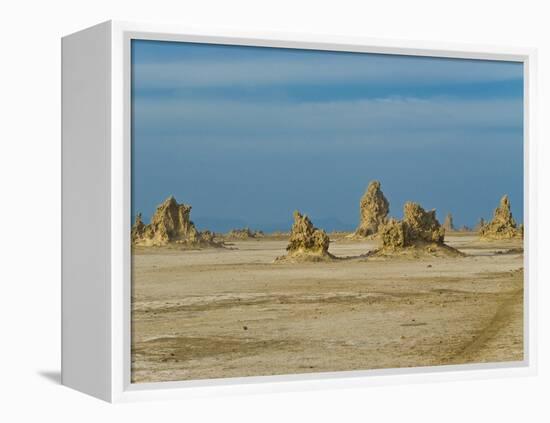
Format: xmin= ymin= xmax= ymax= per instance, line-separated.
xmin=61 ymin=20 xmax=538 ymax=403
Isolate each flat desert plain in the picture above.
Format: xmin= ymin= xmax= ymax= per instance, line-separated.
xmin=131 ymin=234 xmax=523 ymax=383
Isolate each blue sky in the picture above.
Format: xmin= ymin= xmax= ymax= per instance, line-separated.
xmin=131 ymin=40 xmax=523 ymax=233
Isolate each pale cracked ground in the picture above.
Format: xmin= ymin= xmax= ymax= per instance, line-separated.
xmin=131 ymin=234 xmax=524 ymax=383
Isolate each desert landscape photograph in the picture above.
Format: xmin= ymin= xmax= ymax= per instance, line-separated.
xmin=130 ymin=40 xmax=524 ymax=384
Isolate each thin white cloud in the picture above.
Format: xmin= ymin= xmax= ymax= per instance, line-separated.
xmin=133 ymin=54 xmax=522 ymax=89
xmin=133 ymin=96 xmax=523 ymax=144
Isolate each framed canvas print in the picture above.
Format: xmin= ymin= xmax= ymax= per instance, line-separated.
xmin=61 ymin=21 xmax=538 ymax=402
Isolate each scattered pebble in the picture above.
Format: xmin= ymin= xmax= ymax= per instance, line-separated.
xmin=243 ymin=326 xmax=248 ymax=330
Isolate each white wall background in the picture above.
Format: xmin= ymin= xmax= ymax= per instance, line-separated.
xmin=0 ymin=0 xmax=548 ymax=421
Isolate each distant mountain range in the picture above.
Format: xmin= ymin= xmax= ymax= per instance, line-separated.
xmin=194 ymin=216 xmax=356 ymax=234
xmin=135 ymin=214 xmax=356 ymax=234
xmin=132 ymin=213 xmax=493 ymax=234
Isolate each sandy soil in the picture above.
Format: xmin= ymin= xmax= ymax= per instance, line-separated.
xmin=131 ymin=234 xmax=524 ymax=383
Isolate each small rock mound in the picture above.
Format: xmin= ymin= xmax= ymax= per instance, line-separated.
xmin=354 ymin=180 xmax=389 ymax=238
xmin=442 ymin=213 xmax=455 ymax=232
xmin=372 ymin=202 xmax=462 ymax=257
xmin=132 ymin=196 xmax=222 ymax=247
xmin=479 ymin=195 xmax=523 ymax=240
xmin=224 ymin=227 xmax=264 ymax=240
xmin=276 ymin=211 xmax=334 ymax=262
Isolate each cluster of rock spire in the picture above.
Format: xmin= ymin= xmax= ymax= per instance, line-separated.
xmin=131 ymin=196 xmax=219 ymax=247
xmin=479 ymin=195 xmax=523 ymax=239
xmin=132 ymin=183 xmax=522 ymax=259
xmin=275 ymin=211 xmax=333 ymax=262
